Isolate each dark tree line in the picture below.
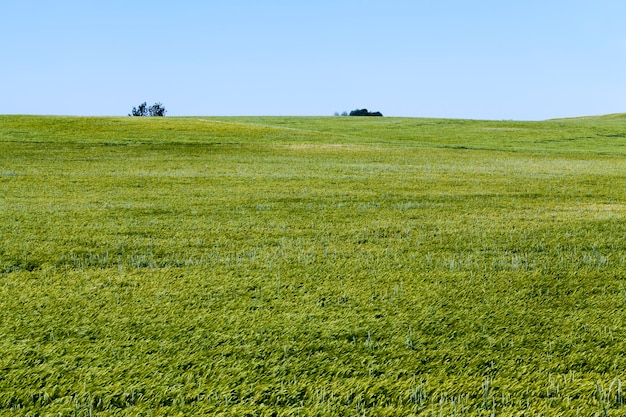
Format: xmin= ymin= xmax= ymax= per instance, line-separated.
xmin=335 ymin=108 xmax=383 ymax=117
xmin=349 ymin=108 xmax=383 ymax=117
xmin=129 ymin=102 xmax=167 ymax=117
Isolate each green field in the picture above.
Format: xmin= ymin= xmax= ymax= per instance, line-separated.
xmin=1 ymin=114 xmax=626 ymax=416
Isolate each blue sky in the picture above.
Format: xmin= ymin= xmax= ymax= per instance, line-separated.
xmin=2 ymin=0 xmax=625 ymax=119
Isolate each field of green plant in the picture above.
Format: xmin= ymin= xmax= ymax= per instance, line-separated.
xmin=1 ymin=114 xmax=626 ymax=416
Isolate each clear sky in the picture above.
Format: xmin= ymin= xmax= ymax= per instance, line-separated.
xmin=2 ymin=0 xmax=625 ymax=120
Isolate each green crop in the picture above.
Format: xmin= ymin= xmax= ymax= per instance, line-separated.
xmin=1 ymin=114 xmax=626 ymax=415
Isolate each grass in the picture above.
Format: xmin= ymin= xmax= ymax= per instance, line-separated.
xmin=1 ymin=114 xmax=626 ymax=415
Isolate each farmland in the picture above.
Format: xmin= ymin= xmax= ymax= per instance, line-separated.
xmin=1 ymin=114 xmax=626 ymax=415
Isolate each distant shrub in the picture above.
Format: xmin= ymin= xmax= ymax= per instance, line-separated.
xmin=349 ymin=108 xmax=383 ymax=117
xmin=129 ymin=102 xmax=167 ymax=117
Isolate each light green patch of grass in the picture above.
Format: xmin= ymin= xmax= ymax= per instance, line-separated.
xmin=1 ymin=115 xmax=626 ymax=415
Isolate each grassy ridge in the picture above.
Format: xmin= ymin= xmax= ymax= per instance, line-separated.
xmin=1 ymin=115 xmax=626 ymax=415
xmin=3 ymin=114 xmax=626 ymax=153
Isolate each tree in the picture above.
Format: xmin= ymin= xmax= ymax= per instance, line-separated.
xmin=129 ymin=102 xmax=167 ymax=117
xmin=129 ymin=102 xmax=148 ymax=116
xmin=148 ymin=103 xmax=167 ymax=117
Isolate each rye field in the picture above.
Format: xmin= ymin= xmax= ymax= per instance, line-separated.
xmin=1 ymin=114 xmax=626 ymax=416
